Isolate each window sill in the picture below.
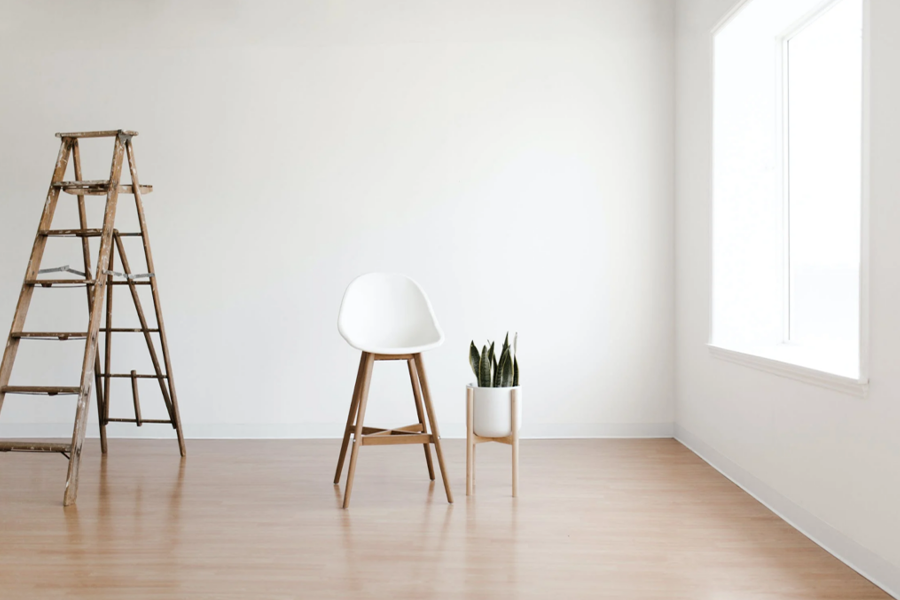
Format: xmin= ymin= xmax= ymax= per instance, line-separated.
xmin=707 ymin=344 xmax=868 ymax=398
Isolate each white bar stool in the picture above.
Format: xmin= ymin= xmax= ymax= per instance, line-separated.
xmin=333 ymin=273 xmax=453 ymax=508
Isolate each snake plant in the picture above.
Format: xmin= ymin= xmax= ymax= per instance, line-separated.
xmin=469 ymin=332 xmax=519 ymax=387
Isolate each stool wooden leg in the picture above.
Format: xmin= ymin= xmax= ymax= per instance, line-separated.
xmin=343 ymin=352 xmax=374 ymax=509
xmin=407 ymin=359 xmax=435 ymax=481
xmin=467 ymin=386 xmax=474 ymax=496
xmin=511 ymin=389 xmax=519 ymax=498
xmin=334 ymin=353 xmax=367 ymax=484
xmin=412 ymin=354 xmax=453 ymax=504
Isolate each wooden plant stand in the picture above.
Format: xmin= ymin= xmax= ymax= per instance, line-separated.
xmin=466 ymin=387 xmax=520 ymax=497
xmin=0 ymin=130 xmax=185 ymax=506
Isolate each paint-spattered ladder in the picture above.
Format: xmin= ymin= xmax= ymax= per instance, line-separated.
xmin=0 ymin=130 xmax=185 ymax=506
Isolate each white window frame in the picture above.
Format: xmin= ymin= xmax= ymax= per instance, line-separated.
xmin=707 ymin=0 xmax=870 ymax=397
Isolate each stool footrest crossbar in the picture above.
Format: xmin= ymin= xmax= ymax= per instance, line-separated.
xmin=361 ymin=433 xmax=433 ymax=446
xmin=357 ymin=423 xmax=432 ymax=446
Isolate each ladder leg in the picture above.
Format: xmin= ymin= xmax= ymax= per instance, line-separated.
xmin=64 ymin=134 xmax=126 ymax=507
xmin=72 ymin=140 xmax=108 ymax=454
xmin=407 ymin=358 xmax=435 ymax=481
xmin=113 ymin=235 xmax=174 ymax=420
xmin=343 ymin=352 xmax=374 ymax=509
xmin=412 ymin=354 xmax=453 ymax=504
xmin=124 ymin=139 xmax=186 ymax=457
xmin=102 ymin=245 xmax=114 ymax=450
xmin=334 ymin=352 xmax=366 ymax=484
xmin=0 ymin=139 xmax=72 ymax=416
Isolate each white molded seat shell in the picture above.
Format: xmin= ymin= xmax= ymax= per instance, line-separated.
xmin=338 ymin=273 xmax=444 ymax=355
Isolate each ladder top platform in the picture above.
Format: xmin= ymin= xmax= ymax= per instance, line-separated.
xmin=55 ymin=130 xmax=138 ymax=139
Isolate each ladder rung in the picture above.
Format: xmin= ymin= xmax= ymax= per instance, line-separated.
xmin=102 ymin=373 xmax=167 ymax=379
xmin=105 ymin=328 xmax=161 ymax=334
xmin=24 ymin=279 xmax=93 ymax=287
xmin=39 ymin=228 xmax=102 ymax=237
xmin=11 ymin=332 xmax=87 ymax=340
xmin=0 ymin=441 xmax=72 ymax=453
xmin=53 ymin=181 xmax=153 ymax=196
xmin=55 ymin=130 xmax=138 ymax=139
xmin=106 ymin=418 xmax=172 ymax=424
xmin=1 ymin=386 xmax=80 ymax=396
xmin=24 ymin=279 xmax=151 ymax=287
xmin=38 ymin=229 xmax=144 ymax=238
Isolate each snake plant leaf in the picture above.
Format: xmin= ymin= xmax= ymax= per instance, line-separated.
xmin=469 ymin=342 xmax=480 ymax=378
xmin=494 ymin=349 xmax=503 ymax=387
xmin=485 ymin=341 xmax=494 ymax=387
xmin=501 ymin=332 xmax=509 ymax=357
xmin=513 ymin=355 xmax=519 ymax=387
xmin=479 ymin=344 xmax=492 ymax=387
xmin=497 ymin=346 xmax=513 ymax=387
xmin=500 ymin=347 xmax=514 ymax=387
xmin=492 ymin=342 xmax=501 ymax=387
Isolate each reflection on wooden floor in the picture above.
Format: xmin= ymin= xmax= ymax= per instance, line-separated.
xmin=0 ymin=439 xmax=889 ymax=599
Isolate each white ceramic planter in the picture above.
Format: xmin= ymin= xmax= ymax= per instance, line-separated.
xmin=470 ymin=384 xmax=523 ymax=438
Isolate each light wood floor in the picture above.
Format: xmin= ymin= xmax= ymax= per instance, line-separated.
xmin=0 ymin=439 xmax=889 ymax=599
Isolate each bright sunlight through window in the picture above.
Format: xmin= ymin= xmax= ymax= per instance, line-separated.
xmin=712 ymin=0 xmax=864 ymax=380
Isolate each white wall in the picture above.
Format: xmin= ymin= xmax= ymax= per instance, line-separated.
xmin=0 ymin=0 xmax=675 ymax=440
xmin=675 ymin=0 xmax=900 ymax=592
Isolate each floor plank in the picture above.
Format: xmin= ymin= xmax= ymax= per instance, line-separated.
xmin=0 ymin=439 xmax=889 ymax=599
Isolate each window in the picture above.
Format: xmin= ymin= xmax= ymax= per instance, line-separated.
xmin=711 ymin=0 xmax=865 ymax=384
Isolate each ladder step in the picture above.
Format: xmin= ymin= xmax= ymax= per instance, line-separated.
xmin=38 ymin=229 xmax=143 ymax=238
xmin=9 ymin=330 xmax=159 ymax=340
xmin=11 ymin=332 xmax=87 ymax=340
xmin=53 ymin=181 xmax=153 ymax=196
xmin=55 ymin=130 xmax=138 ymax=139
xmin=24 ymin=279 xmax=151 ymax=287
xmin=24 ymin=278 xmax=92 ymax=287
xmin=102 ymin=373 xmax=167 ymax=379
xmin=106 ymin=418 xmax=172 ymax=424
xmin=0 ymin=441 xmax=72 ymax=453
xmin=1 ymin=386 xmax=80 ymax=396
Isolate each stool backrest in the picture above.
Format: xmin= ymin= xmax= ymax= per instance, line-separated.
xmin=338 ymin=273 xmax=444 ymax=353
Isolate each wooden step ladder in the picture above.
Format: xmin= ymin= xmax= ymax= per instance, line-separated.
xmin=0 ymin=130 xmax=185 ymax=506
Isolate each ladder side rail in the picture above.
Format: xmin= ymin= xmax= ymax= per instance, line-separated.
xmin=63 ymin=134 xmax=126 ymax=506
xmin=124 ymin=139 xmax=186 ymax=456
xmin=72 ymin=140 xmax=108 ymax=453
xmin=103 ymin=241 xmax=115 ymax=445
xmin=111 ymin=233 xmax=175 ymax=424
xmin=0 ymin=139 xmax=72 ymax=414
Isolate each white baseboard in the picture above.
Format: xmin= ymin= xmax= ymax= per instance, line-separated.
xmin=0 ymin=421 xmax=674 ymax=440
xmin=675 ymin=424 xmax=899 ymax=600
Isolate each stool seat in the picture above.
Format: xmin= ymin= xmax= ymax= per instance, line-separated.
xmin=337 ymin=273 xmax=444 ymax=355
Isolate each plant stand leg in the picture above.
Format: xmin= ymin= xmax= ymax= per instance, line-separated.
xmin=466 ymin=386 xmax=474 ymax=496
xmin=511 ymin=389 xmax=519 ymax=498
